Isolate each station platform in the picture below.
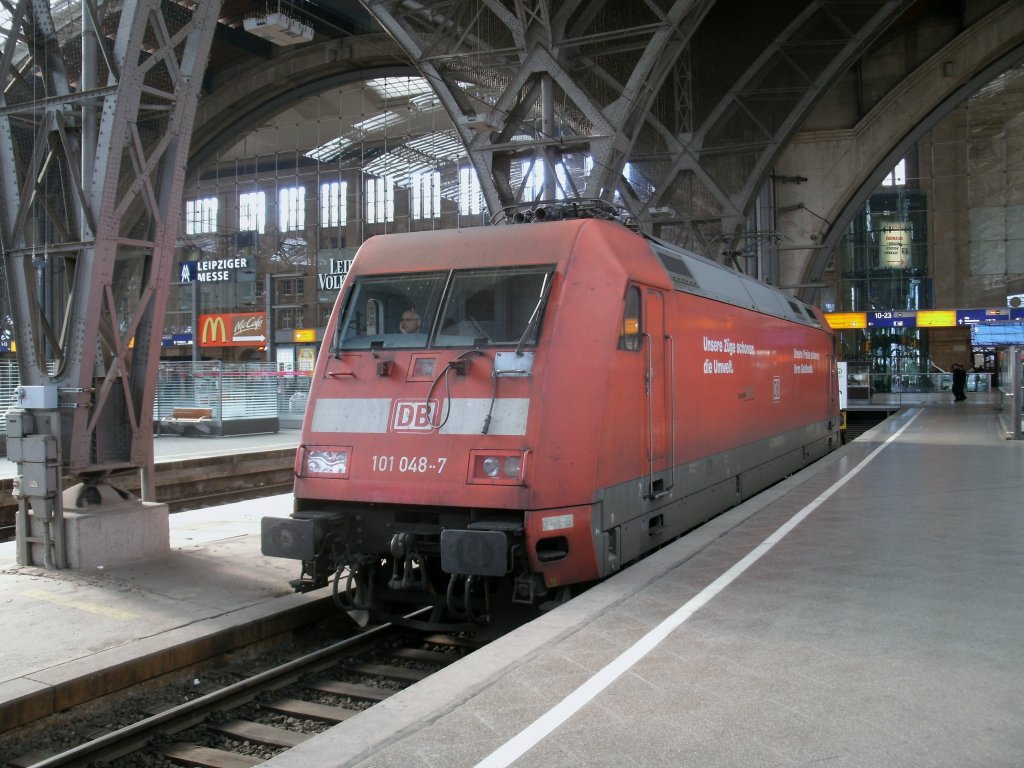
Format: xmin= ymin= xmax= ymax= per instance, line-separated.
xmin=264 ymin=403 xmax=1024 ymax=768
xmin=0 ymin=429 xmax=301 ymax=481
xmin=0 ymin=431 xmax=309 ymax=736
xmin=1 ymin=404 xmax=1022 ymax=766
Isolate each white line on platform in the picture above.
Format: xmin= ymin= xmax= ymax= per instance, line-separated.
xmin=473 ymin=410 xmax=922 ymax=768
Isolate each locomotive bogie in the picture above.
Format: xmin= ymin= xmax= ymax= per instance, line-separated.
xmin=262 ymin=213 xmax=839 ymax=621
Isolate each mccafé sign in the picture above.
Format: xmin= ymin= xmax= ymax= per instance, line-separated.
xmin=198 ymin=312 xmax=267 ymax=347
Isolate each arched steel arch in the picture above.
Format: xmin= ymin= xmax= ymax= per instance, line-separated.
xmin=783 ymin=2 xmax=1024 ymax=303
xmin=187 ymin=34 xmax=414 ymax=169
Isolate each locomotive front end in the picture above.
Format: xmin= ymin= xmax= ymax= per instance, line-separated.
xmin=262 ymin=230 xmax=565 ymax=623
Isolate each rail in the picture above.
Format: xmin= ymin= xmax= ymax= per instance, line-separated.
xmin=23 ymin=615 xmax=429 ymax=768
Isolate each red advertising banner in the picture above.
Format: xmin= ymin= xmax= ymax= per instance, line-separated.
xmin=198 ymin=312 xmax=267 ymax=347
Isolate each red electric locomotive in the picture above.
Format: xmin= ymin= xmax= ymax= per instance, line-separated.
xmin=262 ymin=202 xmax=840 ymax=623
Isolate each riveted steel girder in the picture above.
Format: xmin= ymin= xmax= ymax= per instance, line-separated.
xmin=360 ymin=0 xmax=714 ymax=223
xmin=0 ymin=0 xmax=221 ymax=476
xmin=358 ymin=0 xmax=910 ymax=260
xmin=646 ymin=0 xmax=907 ymax=248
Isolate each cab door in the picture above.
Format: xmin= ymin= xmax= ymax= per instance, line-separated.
xmin=643 ymin=288 xmax=673 ymax=497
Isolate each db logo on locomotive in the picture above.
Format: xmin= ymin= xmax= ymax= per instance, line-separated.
xmin=390 ymin=399 xmax=439 ymax=432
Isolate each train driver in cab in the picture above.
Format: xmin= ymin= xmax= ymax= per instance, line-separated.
xmin=400 ymin=307 xmax=422 ymax=333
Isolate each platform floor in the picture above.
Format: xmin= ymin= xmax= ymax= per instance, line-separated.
xmin=2 ymin=405 xmax=1022 ymax=767
xmin=0 ymin=432 xmax=308 ymax=737
xmin=264 ymin=404 xmax=1024 ymax=768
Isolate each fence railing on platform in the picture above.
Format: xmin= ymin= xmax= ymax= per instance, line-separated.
xmin=154 ymin=361 xmax=312 ymax=436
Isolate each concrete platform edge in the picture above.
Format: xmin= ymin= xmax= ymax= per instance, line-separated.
xmin=0 ymin=590 xmax=332 ymax=733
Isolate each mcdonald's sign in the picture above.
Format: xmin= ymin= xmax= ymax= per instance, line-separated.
xmin=198 ymin=312 xmax=267 ymax=347
xmin=200 ymin=315 xmax=227 ymax=345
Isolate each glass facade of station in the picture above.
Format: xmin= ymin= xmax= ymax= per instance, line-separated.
xmin=170 ymin=77 xmax=494 ymax=367
xmin=169 ymin=76 xmax=595 ymax=368
xmin=828 ymin=60 xmax=1024 ymax=383
xmin=833 ymin=180 xmax=931 ymax=378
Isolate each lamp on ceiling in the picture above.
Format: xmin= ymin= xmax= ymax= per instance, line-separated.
xmin=244 ymin=4 xmax=313 ymax=45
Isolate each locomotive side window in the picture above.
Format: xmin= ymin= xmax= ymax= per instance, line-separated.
xmin=619 ymin=286 xmax=642 ymax=351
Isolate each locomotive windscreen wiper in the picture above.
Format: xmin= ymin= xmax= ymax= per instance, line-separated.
xmin=514 ymin=271 xmax=553 ymax=356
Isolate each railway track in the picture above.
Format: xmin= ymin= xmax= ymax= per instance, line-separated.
xmin=9 ymin=610 xmax=483 ymax=768
xmin=0 ymin=448 xmax=295 ymax=542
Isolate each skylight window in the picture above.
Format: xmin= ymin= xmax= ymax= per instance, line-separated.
xmin=405 ymin=131 xmax=465 ymax=163
xmin=366 ymin=77 xmax=434 ymax=100
xmin=305 ymin=136 xmax=353 ymax=162
xmin=0 ymin=5 xmax=11 ymax=48
xmin=411 ymin=92 xmax=442 ymax=111
xmin=363 ymin=130 xmax=467 ymax=185
xmin=352 ymin=111 xmax=403 ymax=134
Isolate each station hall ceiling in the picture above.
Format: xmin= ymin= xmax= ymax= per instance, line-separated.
xmin=3 ymin=0 xmax=1022 ymax=263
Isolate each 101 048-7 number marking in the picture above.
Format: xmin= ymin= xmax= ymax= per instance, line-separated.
xmin=372 ymin=455 xmax=448 ymax=474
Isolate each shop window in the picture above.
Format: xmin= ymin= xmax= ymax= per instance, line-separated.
xmin=239 ymin=191 xmax=266 ymax=234
xmin=321 ymin=181 xmax=347 ymax=227
xmin=185 ymin=196 xmax=218 ymax=235
xmin=279 ymin=186 xmax=306 ymax=232
xmin=276 ymin=307 xmax=296 ymax=330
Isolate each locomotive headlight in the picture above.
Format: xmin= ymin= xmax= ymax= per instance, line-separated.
xmin=504 ymin=456 xmax=522 ymax=477
xmin=468 ymin=449 xmax=528 ymax=485
xmin=299 ymin=445 xmax=352 ymax=478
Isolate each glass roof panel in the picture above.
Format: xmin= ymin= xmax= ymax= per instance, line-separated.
xmin=305 ymin=136 xmax=353 ymax=162
xmin=352 ymin=111 xmax=403 ymax=134
xmin=366 ymin=76 xmax=434 ymax=100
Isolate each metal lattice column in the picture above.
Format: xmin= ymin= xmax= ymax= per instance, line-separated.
xmin=0 ymin=0 xmax=221 ymax=566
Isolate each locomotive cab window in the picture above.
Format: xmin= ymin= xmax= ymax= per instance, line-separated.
xmin=434 ymin=266 xmax=553 ymax=348
xmin=334 ymin=272 xmax=447 ymax=350
xmin=619 ymin=286 xmax=642 ymax=351
xmin=334 ymin=266 xmax=554 ymax=351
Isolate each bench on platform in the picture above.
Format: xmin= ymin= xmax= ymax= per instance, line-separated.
xmin=159 ymin=407 xmax=214 ymax=435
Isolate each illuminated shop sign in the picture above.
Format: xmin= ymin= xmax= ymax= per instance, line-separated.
xmin=179 ymin=257 xmax=250 ymax=283
xmin=878 ymin=223 xmax=911 ymax=269
xmin=198 ymin=312 xmax=267 ymax=347
xmin=161 ymin=333 xmax=193 ymax=347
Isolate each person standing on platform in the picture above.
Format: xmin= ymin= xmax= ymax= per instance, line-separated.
xmin=952 ymin=363 xmax=967 ymax=402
